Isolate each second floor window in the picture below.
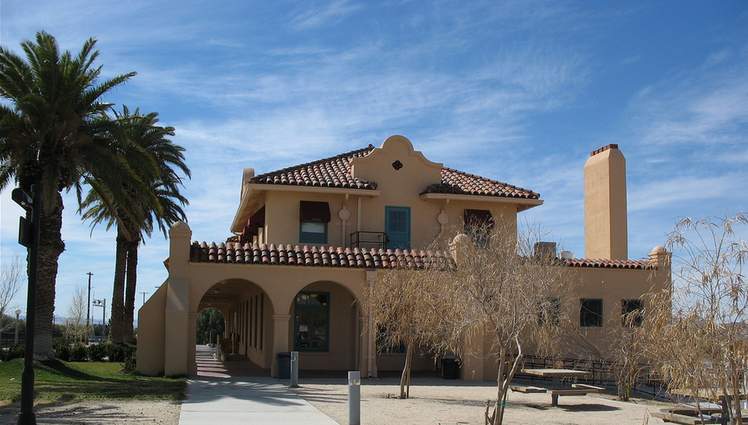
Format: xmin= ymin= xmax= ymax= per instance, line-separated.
xmin=580 ymin=298 xmax=603 ymax=327
xmin=621 ymin=299 xmax=644 ymax=327
xmin=299 ymin=201 xmax=330 ymax=244
xmin=464 ymin=209 xmax=494 ymax=246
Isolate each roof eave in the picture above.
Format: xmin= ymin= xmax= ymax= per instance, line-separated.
xmin=246 ymin=183 xmax=380 ymax=196
xmin=419 ymin=192 xmax=543 ymax=211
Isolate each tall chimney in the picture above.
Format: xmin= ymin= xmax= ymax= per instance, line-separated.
xmin=584 ymin=144 xmax=628 ymax=260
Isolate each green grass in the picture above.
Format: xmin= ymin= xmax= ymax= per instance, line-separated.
xmin=0 ymin=359 xmax=185 ymax=403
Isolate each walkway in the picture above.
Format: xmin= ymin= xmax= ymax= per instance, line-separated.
xmin=179 ymin=345 xmax=339 ymax=425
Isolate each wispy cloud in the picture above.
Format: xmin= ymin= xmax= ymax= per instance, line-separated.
xmin=289 ymin=0 xmax=363 ymax=30
xmin=632 ymin=54 xmax=748 ymax=147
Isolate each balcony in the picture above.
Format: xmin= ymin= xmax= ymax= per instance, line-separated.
xmin=350 ymin=231 xmax=387 ymax=250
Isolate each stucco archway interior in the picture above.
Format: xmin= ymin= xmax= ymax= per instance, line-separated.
xmin=289 ymin=281 xmax=361 ymax=377
xmin=197 ymin=279 xmax=274 ymax=376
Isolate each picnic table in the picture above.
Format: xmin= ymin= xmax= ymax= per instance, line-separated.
xmin=513 ymin=368 xmax=602 ymax=407
xmin=668 ymin=388 xmax=747 ymax=424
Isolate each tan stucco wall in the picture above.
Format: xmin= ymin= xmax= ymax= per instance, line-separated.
xmin=479 ymin=261 xmax=669 ymax=381
xmin=136 ymin=282 xmax=167 ymax=375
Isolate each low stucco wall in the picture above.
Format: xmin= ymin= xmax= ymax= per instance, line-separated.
xmin=136 ymin=283 xmax=167 ymax=375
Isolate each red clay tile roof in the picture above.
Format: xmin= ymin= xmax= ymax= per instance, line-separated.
xmin=191 ymin=241 xmax=655 ymax=270
xmin=561 ymin=258 xmax=654 ymax=270
xmin=190 ymin=241 xmax=451 ymax=269
xmin=425 ymin=168 xmax=539 ymax=199
xmin=249 ymin=146 xmax=377 ymax=189
xmin=248 ymin=145 xmax=539 ymax=199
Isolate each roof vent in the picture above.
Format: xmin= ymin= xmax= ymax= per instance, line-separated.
xmin=392 ymin=160 xmax=403 ymax=170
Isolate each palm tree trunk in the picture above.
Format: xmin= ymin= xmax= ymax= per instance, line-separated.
xmin=123 ymin=239 xmax=139 ymax=343
xmin=110 ymin=228 xmax=127 ymax=344
xmin=34 ymin=191 xmax=65 ymax=359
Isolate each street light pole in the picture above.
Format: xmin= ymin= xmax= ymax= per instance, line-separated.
xmin=86 ymin=272 xmax=93 ymax=341
xmin=13 ymin=184 xmax=40 ymax=425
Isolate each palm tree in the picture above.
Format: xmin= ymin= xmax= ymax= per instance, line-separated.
xmin=0 ymin=32 xmax=138 ymax=357
xmin=80 ymin=106 xmax=190 ymax=343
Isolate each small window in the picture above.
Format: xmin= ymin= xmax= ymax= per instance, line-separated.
xmin=621 ymin=299 xmax=643 ymax=327
xmin=300 ymin=221 xmax=327 ymax=244
xmin=538 ymin=297 xmax=561 ymax=326
xmin=299 ymin=201 xmax=330 ymax=244
xmin=580 ymin=299 xmax=603 ymax=327
xmin=294 ymin=292 xmax=330 ymax=352
xmin=464 ymin=209 xmax=494 ymax=246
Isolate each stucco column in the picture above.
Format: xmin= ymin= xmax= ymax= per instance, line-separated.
xmin=164 ymin=222 xmax=192 ymax=376
xmin=270 ymin=314 xmax=291 ymax=377
xmin=364 ymin=270 xmax=378 ymax=378
xmin=461 ymin=328 xmax=487 ymax=381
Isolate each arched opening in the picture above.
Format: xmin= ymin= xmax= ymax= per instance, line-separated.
xmin=289 ymin=281 xmax=361 ymax=377
xmin=196 ymin=279 xmax=274 ymax=377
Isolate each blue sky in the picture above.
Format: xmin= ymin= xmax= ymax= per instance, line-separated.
xmin=1 ymin=1 xmax=747 ymax=319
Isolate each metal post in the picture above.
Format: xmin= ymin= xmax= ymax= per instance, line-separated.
xmin=86 ymin=272 xmax=92 ymax=342
xmin=348 ymin=371 xmax=361 ymax=425
xmin=14 ymin=309 xmax=20 ymax=345
xmin=140 ymin=291 xmax=147 ymax=306
xmin=18 ymin=184 xmax=40 ymax=425
xmin=289 ymin=351 xmax=299 ymax=388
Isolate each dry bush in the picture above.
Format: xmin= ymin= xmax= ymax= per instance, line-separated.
xmin=0 ymin=258 xmax=21 ymax=334
xmin=440 ymin=222 xmax=574 ymax=425
xmin=367 ymin=251 xmax=455 ymax=398
xmin=645 ymin=214 xmax=747 ymax=423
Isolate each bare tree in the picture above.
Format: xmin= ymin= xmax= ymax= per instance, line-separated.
xmin=367 ymin=250 xmax=454 ymax=399
xmin=441 ymin=222 xmax=573 ymax=425
xmin=64 ymin=287 xmax=88 ymax=344
xmin=646 ymin=214 xmax=747 ymax=424
xmin=0 ymin=258 xmax=21 ymax=334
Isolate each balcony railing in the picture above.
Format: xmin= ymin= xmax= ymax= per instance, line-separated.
xmin=350 ymin=231 xmax=387 ymax=250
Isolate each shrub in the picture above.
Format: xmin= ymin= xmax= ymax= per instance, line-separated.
xmin=88 ymin=343 xmax=106 ymax=361
xmin=54 ymin=343 xmax=71 ymax=361
xmin=70 ymin=343 xmax=88 ymax=361
xmin=107 ymin=343 xmax=135 ymax=362
xmin=1 ymin=345 xmax=24 ymax=361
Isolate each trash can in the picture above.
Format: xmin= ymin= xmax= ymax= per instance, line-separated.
xmin=277 ymin=352 xmax=291 ymax=379
xmin=441 ymin=358 xmax=460 ymax=379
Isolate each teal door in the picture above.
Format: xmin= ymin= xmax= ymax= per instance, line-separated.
xmin=385 ymin=206 xmax=411 ymax=249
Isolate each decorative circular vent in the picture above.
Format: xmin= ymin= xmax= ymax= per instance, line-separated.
xmin=392 ymin=160 xmax=403 ymax=170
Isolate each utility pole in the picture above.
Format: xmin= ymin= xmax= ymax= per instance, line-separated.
xmin=93 ymin=299 xmax=107 ymax=340
xmin=14 ymin=309 xmax=21 ymax=346
xmin=12 ymin=184 xmax=40 ymax=425
xmin=86 ymin=272 xmax=93 ymax=342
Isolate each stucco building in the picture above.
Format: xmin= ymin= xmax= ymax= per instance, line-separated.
xmin=136 ymin=135 xmax=670 ymax=379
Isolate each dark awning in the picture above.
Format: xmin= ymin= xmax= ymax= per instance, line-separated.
xmin=300 ymin=201 xmax=331 ymax=223
xmin=464 ymin=209 xmax=494 ymax=227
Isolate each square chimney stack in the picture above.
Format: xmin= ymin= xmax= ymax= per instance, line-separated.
xmin=584 ymin=144 xmax=628 ymax=260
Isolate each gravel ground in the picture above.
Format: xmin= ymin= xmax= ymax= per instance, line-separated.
xmin=0 ymin=400 xmax=180 ymax=425
xmin=294 ymin=378 xmax=672 ymax=425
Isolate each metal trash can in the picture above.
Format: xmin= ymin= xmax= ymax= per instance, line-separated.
xmin=441 ymin=358 xmax=460 ymax=379
xmin=277 ymin=352 xmax=291 ymax=379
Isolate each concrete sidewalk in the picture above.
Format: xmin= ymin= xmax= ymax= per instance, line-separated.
xmin=178 ymin=378 xmax=340 ymax=425
xmin=178 ymin=345 xmax=339 ymax=425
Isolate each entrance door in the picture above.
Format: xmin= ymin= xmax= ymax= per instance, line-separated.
xmin=385 ymin=206 xmax=411 ymax=249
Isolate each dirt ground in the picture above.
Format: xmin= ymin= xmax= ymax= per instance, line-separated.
xmin=295 ymin=378 xmax=673 ymax=425
xmin=0 ymin=400 xmax=180 ymax=425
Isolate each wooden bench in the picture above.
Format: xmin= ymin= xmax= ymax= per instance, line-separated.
xmin=550 ymin=385 xmax=604 ymax=406
xmin=510 ymin=385 xmax=547 ymax=394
